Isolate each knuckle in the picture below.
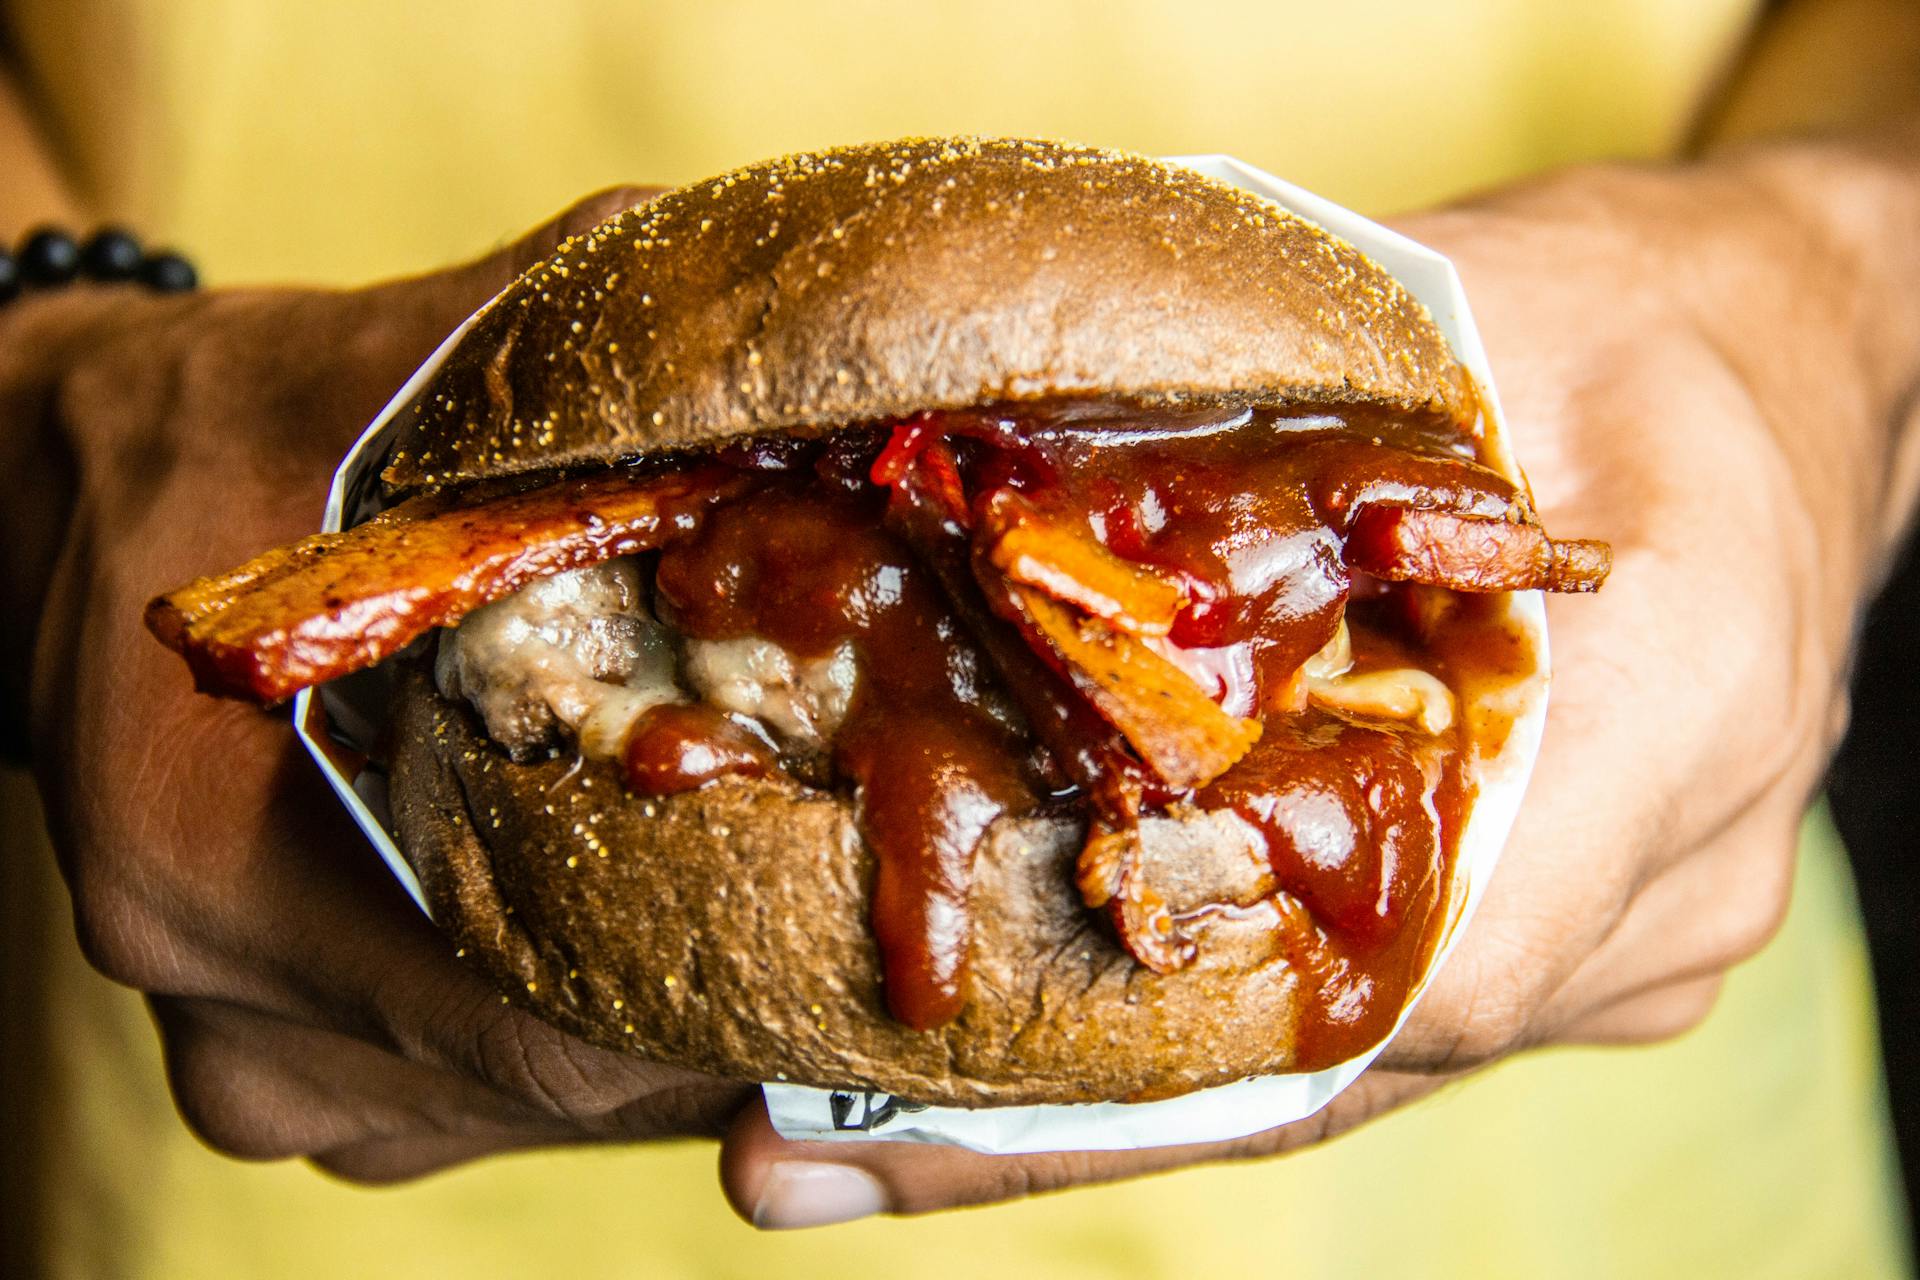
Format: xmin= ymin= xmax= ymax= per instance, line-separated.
xmin=470 ymin=1013 xmax=625 ymax=1125
xmin=174 ymin=310 xmax=248 ymax=408
xmin=1677 ymin=979 xmax=1726 ymax=1033
xmin=308 ymin=1146 xmax=413 ymax=1186
xmin=54 ymin=340 xmax=148 ymax=431
xmin=1004 ymin=1151 xmax=1103 ymax=1200
xmin=1715 ymin=840 xmax=1797 ymax=969
xmin=1422 ymin=946 xmax=1548 ymax=1072
xmin=309 ymin=1140 xmax=479 ymax=1187
xmin=171 ymin=293 xmax=305 ymax=429
xmin=1657 ymin=979 xmax=1726 ymax=1040
xmin=68 ymin=875 xmax=180 ymax=992
xmin=978 ymin=1158 xmax=1042 ymax=1207
xmin=1824 ymin=691 xmax=1854 ymax=756
xmin=162 ymin=1024 xmax=297 ymax=1161
xmin=1603 ymin=978 xmax=1727 ymax=1046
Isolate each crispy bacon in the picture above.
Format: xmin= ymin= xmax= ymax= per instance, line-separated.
xmin=880 ymin=444 xmax=1201 ymax=974
xmin=1303 ymin=438 xmax=1528 ymax=526
xmin=881 ymin=440 xmax=1147 ymax=790
xmin=1008 ymin=586 xmax=1262 ymax=792
xmin=978 ymin=488 xmax=1188 ymax=638
xmin=1344 ymin=505 xmax=1613 ymax=593
xmin=145 ymin=465 xmax=746 ymax=703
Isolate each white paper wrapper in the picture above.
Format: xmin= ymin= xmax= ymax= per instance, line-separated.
xmin=293 ymin=153 xmax=1549 ymax=1158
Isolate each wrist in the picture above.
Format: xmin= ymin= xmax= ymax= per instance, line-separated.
xmin=1683 ymin=121 xmax=1920 ymax=580
xmin=0 ymin=293 xmax=105 ymax=758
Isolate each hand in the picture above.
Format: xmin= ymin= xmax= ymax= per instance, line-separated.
xmin=9 ymin=188 xmax=769 ymax=1183
xmin=715 ymin=163 xmax=1883 ymax=1226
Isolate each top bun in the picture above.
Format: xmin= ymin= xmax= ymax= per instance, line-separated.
xmin=382 ymin=137 xmax=1472 ymax=492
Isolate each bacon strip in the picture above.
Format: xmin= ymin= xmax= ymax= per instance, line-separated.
xmin=1010 ymin=586 xmax=1262 ymax=792
xmin=146 ymin=465 xmax=746 ymax=703
xmin=1302 ymin=438 xmax=1528 ymax=526
xmin=882 ymin=442 xmax=1147 ymax=792
xmin=1344 ymin=505 xmax=1613 ymax=593
xmin=978 ymin=488 xmax=1188 ymax=638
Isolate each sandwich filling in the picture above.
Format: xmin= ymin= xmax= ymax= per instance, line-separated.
xmin=149 ymin=398 xmax=1606 ymax=1070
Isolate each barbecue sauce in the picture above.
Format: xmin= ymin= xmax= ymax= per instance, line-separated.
xmin=654 ymin=487 xmax=1035 ymax=1030
xmin=641 ymin=401 xmax=1520 ymax=1063
xmin=622 ymin=703 xmax=777 ymax=793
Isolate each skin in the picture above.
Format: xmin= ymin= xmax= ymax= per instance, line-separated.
xmin=4 ymin=0 xmax=1920 ymax=1229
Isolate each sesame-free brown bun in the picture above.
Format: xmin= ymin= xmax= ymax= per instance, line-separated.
xmin=381 ymin=137 xmax=1472 ymax=492
xmin=391 ymin=672 xmax=1311 ymax=1105
xmin=382 ymin=137 xmax=1482 ymax=1105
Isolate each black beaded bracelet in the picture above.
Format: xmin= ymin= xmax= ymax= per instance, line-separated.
xmin=0 ymin=226 xmax=198 ymax=304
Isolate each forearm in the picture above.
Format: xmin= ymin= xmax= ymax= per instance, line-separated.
xmin=1697 ymin=118 xmax=1920 ymax=580
xmin=1698 ymin=0 xmax=1920 ymax=574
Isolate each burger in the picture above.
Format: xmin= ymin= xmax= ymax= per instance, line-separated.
xmin=147 ymin=138 xmax=1608 ymax=1107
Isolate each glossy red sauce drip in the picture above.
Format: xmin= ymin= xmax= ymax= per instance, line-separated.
xmin=1196 ymin=711 xmax=1457 ymax=1065
xmin=1200 ymin=718 xmax=1436 ymax=945
xmin=653 ymin=486 xmax=1034 ymax=1030
xmin=623 ymin=703 xmax=776 ymax=794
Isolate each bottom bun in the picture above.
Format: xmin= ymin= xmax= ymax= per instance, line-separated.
xmin=389 ymin=670 xmax=1312 ymax=1106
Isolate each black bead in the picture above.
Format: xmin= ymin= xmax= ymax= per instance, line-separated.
xmin=140 ymin=251 xmax=198 ymax=293
xmin=81 ymin=228 xmax=144 ymax=281
xmin=0 ymin=250 xmax=18 ymax=304
xmin=19 ymin=228 xmax=80 ymax=285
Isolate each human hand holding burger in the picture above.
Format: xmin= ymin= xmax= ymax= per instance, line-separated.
xmin=4 ymin=129 xmax=1914 ymax=1227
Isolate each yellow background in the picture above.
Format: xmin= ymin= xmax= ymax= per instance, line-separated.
xmin=19 ymin=0 xmax=1756 ymax=284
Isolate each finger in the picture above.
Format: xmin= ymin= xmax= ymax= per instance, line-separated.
xmin=1383 ymin=707 xmax=1826 ymax=1075
xmin=1555 ymin=974 xmax=1726 ymax=1045
xmin=151 ymin=995 xmax=576 ymax=1161
xmin=1377 ymin=623 xmax=1833 ymax=1075
xmin=227 ymin=785 xmax=752 ymax=1140
xmin=1522 ymin=705 xmax=1831 ymax=1040
xmin=1379 ymin=785 xmax=1798 ymax=1073
xmin=1528 ymin=795 xmax=1800 ymax=1034
xmin=717 ymin=1071 xmax=1439 ymax=1230
xmin=66 ymin=714 xmax=747 ymax=1143
xmin=355 ymin=957 xmax=751 ymax=1140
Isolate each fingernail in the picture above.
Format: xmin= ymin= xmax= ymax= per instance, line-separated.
xmin=752 ymin=1161 xmax=889 ymax=1230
